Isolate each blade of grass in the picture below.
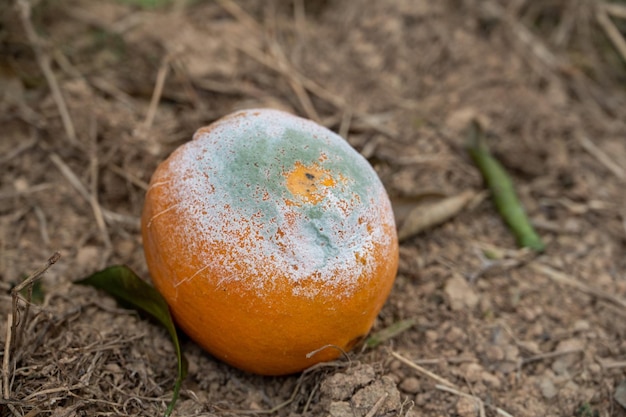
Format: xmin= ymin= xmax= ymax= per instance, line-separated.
xmin=76 ymin=265 xmax=187 ymax=417
xmin=365 ymin=318 xmax=416 ymax=349
xmin=466 ymin=122 xmax=545 ymax=252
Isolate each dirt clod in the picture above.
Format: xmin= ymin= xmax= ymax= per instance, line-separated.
xmin=444 ymin=274 xmax=479 ymax=311
xmin=350 ymin=376 xmax=402 ymax=416
xmin=321 ymin=365 xmax=401 ymax=416
xmin=320 ymin=364 xmax=377 ymax=402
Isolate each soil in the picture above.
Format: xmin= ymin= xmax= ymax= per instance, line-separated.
xmin=1 ymin=0 xmax=626 ymax=416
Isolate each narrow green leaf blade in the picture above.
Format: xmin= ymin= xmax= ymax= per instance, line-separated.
xmin=365 ymin=318 xmax=417 ymax=349
xmin=76 ymin=265 xmax=187 ymax=417
xmin=466 ymin=121 xmax=545 ymax=252
xmin=77 ymin=265 xmax=171 ymax=329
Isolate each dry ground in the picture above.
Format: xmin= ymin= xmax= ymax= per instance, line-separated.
xmin=1 ymin=0 xmax=626 ymax=416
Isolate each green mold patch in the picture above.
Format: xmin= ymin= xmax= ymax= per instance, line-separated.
xmin=148 ymin=109 xmax=396 ymax=299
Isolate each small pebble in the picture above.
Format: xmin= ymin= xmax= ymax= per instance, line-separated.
xmin=115 ymin=239 xmax=136 ymax=256
xmin=551 ymin=359 xmax=569 ymax=376
xmin=399 ymin=377 xmax=421 ymax=394
xmin=414 ymin=393 xmax=430 ymax=407
xmin=455 ymin=396 xmax=479 ymax=417
xmin=504 ymin=344 xmax=520 ymax=361
xmin=519 ymin=306 xmax=542 ymax=322
xmin=14 ymin=177 xmax=29 ymax=192
xmin=461 ymin=363 xmax=483 ymax=383
xmin=481 ymin=371 xmax=501 ymax=389
xmin=445 ymin=326 xmax=466 ymax=344
xmin=389 ymin=360 xmax=402 ymax=372
xmin=552 ymin=338 xmax=585 ymax=373
xmin=539 ymin=378 xmax=558 ymax=399
xmin=425 ymin=330 xmax=438 ymax=343
xmin=484 ymin=345 xmax=505 ymax=362
xmin=573 ymin=320 xmax=590 ymax=332
xmin=555 ymin=338 xmax=585 ymax=353
xmin=588 ymin=363 xmax=601 ymax=375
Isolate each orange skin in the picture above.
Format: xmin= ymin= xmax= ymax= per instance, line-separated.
xmin=142 ymin=109 xmax=398 ymax=375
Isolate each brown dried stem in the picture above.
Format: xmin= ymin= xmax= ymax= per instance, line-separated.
xmin=597 ymin=4 xmax=626 ymax=66
xmin=16 ymin=0 xmax=78 ymax=146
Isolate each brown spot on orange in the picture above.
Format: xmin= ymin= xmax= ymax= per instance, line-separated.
xmin=285 ymin=162 xmax=336 ymax=205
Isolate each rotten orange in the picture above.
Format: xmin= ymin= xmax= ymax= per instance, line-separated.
xmin=142 ymin=109 xmax=398 ymax=375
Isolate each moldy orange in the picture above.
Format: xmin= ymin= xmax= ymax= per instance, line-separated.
xmin=142 ymin=109 xmax=398 ymax=375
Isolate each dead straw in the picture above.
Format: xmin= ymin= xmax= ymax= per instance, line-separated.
xmin=597 ymin=4 xmax=626 ymax=66
xmin=216 ymin=0 xmax=399 ymax=139
xmin=16 ymin=0 xmax=78 ymax=147
xmin=522 ymin=348 xmax=584 ymax=366
xmin=88 ymin=117 xmax=112 ymax=251
xmin=141 ymin=57 xmax=171 ymax=133
xmin=393 ymin=352 xmax=515 ymax=417
xmin=2 ymin=313 xmax=13 ymax=400
xmin=11 ymin=252 xmax=61 ymax=347
xmin=223 ymin=361 xmax=349 ymax=415
xmin=578 ymin=135 xmax=626 ymax=181
xmin=49 ymin=153 xmax=112 ymax=249
xmin=391 ymin=351 xmax=457 ymax=388
xmin=5 ymin=252 xmax=61 ymax=403
xmin=603 ymin=2 xmax=626 ymax=19
xmin=530 ymin=262 xmax=626 ymax=310
xmin=435 ymin=384 xmax=514 ymax=417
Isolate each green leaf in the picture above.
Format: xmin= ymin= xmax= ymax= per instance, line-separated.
xmin=76 ymin=265 xmax=187 ymax=417
xmin=365 ymin=318 xmax=417 ymax=349
xmin=466 ymin=121 xmax=545 ymax=252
